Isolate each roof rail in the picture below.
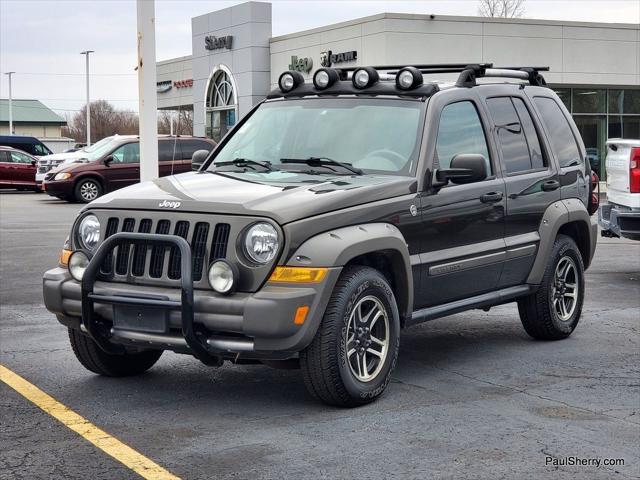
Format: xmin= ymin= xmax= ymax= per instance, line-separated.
xmin=456 ymin=65 xmax=549 ymax=88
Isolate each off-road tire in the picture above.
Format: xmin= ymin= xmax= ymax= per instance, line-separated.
xmin=74 ymin=178 xmax=102 ymax=203
xmin=518 ymin=234 xmax=585 ymax=340
xmin=300 ymin=266 xmax=400 ymax=407
xmin=69 ymin=328 xmax=162 ymax=376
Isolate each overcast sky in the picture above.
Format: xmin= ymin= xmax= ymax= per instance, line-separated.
xmin=1 ymin=0 xmax=638 ymax=116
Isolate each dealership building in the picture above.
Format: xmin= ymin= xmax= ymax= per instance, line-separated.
xmin=156 ymin=1 xmax=640 ymax=175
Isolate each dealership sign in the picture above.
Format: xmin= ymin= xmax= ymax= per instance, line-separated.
xmin=289 ymin=55 xmax=313 ymax=73
xmin=205 ymin=35 xmax=233 ymax=50
xmin=173 ymin=79 xmax=193 ymax=89
xmin=156 ymin=80 xmax=172 ymax=93
xmin=157 ymin=79 xmax=193 ymax=94
xmin=320 ymin=50 xmax=357 ymax=67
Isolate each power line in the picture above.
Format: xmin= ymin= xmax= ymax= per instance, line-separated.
xmin=0 ymin=71 xmax=136 ymax=77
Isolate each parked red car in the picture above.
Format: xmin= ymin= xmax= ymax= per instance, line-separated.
xmin=0 ymin=146 xmax=38 ymax=191
xmin=43 ymin=135 xmax=216 ymax=202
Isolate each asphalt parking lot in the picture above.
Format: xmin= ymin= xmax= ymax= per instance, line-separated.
xmin=1 ymin=191 xmax=639 ymax=480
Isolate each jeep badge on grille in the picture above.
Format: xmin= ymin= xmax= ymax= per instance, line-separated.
xmin=159 ymin=200 xmax=181 ymax=209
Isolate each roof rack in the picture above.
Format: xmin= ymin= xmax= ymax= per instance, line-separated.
xmin=455 ymin=65 xmax=549 ymax=87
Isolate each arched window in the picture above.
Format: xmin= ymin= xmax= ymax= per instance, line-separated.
xmin=206 ymin=68 xmax=237 ymax=142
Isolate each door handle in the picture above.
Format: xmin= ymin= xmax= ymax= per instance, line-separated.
xmin=480 ymin=191 xmax=503 ymax=203
xmin=541 ymin=180 xmax=560 ymax=192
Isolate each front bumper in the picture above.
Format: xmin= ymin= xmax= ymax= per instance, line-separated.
xmin=599 ymin=203 xmax=640 ymax=241
xmin=43 ymin=233 xmax=340 ymax=361
xmin=42 ymin=179 xmax=73 ymax=198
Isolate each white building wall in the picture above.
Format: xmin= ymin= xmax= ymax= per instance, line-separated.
xmin=269 ymin=13 xmax=640 ymax=88
xmin=156 ymin=56 xmax=193 ymax=110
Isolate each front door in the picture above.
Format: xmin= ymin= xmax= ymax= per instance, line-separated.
xmin=417 ymin=99 xmax=506 ymax=308
xmin=0 ymin=150 xmax=13 ymax=186
xmin=9 ymin=150 xmax=36 ymax=187
xmin=104 ymin=142 xmax=140 ymax=191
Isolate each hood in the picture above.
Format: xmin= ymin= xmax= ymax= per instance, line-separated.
xmin=40 ymin=151 xmax=85 ymax=162
xmin=89 ymin=170 xmax=417 ymax=224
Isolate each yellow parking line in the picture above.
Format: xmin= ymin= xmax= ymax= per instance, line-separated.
xmin=0 ymin=364 xmax=180 ymax=480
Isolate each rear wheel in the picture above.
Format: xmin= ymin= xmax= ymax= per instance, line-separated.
xmin=68 ymin=328 xmax=162 ymax=376
xmin=74 ymin=178 xmax=102 ymax=203
xmin=518 ymin=234 xmax=585 ymax=340
xmin=300 ymin=266 xmax=400 ymax=407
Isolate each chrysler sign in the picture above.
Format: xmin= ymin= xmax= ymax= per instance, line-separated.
xmin=205 ymin=35 xmax=233 ymax=50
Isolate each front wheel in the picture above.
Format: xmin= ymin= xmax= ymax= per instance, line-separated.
xmin=300 ymin=266 xmax=400 ymax=407
xmin=69 ymin=328 xmax=162 ymax=376
xmin=74 ymin=178 xmax=102 ymax=203
xmin=518 ymin=234 xmax=585 ymax=340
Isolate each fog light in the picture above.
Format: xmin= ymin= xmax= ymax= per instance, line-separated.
xmin=396 ymin=66 xmax=423 ymax=90
xmin=208 ymin=260 xmax=237 ymax=294
xmin=352 ymin=67 xmax=378 ymax=89
xmin=68 ymin=251 xmax=90 ymax=282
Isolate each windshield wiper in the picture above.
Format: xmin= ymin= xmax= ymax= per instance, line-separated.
xmin=214 ymin=158 xmax=276 ymax=172
xmin=280 ymin=157 xmax=363 ymax=175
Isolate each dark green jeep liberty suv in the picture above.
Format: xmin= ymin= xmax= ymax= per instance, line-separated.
xmin=43 ymin=64 xmax=598 ymax=407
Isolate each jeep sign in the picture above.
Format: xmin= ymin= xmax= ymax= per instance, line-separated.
xmin=289 ymin=55 xmax=313 ymax=73
xmin=205 ymin=35 xmax=233 ymax=50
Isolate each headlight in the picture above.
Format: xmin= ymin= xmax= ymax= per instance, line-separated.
xmin=243 ymin=222 xmax=279 ymax=264
xmin=208 ymin=260 xmax=237 ymax=294
xmin=68 ymin=251 xmax=90 ymax=281
xmin=54 ymin=172 xmax=72 ymax=180
xmin=77 ymin=214 xmax=100 ymax=251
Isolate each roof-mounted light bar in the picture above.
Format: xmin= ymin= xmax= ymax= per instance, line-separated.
xmin=279 ymin=70 xmax=305 ymax=93
xmin=396 ymin=66 xmax=423 ymax=90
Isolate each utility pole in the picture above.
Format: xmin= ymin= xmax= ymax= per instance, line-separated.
xmin=4 ymin=72 xmax=15 ymax=134
xmin=80 ymin=51 xmax=94 ymax=146
xmin=136 ymin=0 xmax=159 ymax=181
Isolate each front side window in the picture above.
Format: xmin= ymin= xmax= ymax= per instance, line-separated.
xmin=11 ymin=151 xmax=32 ymax=164
xmin=533 ymin=97 xmax=582 ymax=168
xmin=110 ymin=143 xmax=140 ymax=164
xmin=435 ymin=101 xmax=491 ymax=174
xmin=34 ymin=143 xmax=51 ymax=156
xmin=209 ymin=98 xmax=424 ymax=175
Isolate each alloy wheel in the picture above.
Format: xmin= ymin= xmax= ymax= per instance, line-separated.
xmin=551 ymin=256 xmax=579 ymax=321
xmin=345 ymin=295 xmax=389 ymax=382
xmin=80 ymin=181 xmax=99 ymax=201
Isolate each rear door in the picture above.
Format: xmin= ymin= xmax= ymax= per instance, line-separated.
xmin=482 ymin=93 xmax=560 ymax=288
xmin=158 ymin=139 xmax=182 ymax=177
xmin=417 ymin=93 xmax=506 ymax=308
xmin=0 ymin=151 xmax=13 ymax=186
xmin=9 ymin=150 xmax=37 ymax=186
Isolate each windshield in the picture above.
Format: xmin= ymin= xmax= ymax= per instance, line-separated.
xmin=84 ymin=137 xmax=124 ymax=161
xmin=207 ymin=98 xmax=424 ymax=175
xmin=83 ymin=136 xmax=114 ymax=154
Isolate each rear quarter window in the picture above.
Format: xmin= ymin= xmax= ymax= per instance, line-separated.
xmin=533 ymin=97 xmax=582 ymax=168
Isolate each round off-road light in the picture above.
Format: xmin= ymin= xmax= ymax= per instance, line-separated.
xmin=68 ymin=251 xmax=90 ymax=282
xmin=313 ymin=68 xmax=339 ymax=90
xmin=278 ymin=71 xmax=304 ymax=92
xmin=208 ymin=260 xmax=237 ymax=294
xmin=396 ymin=67 xmax=423 ymax=90
xmin=352 ymin=67 xmax=379 ymax=89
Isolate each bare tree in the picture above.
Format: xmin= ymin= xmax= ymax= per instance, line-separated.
xmin=62 ymin=100 xmax=139 ymax=143
xmin=157 ymin=110 xmax=193 ymax=136
xmin=478 ymin=0 xmax=525 ymax=18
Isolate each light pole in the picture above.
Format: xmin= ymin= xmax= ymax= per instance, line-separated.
xmin=4 ymin=72 xmax=15 ymax=134
xmin=80 ymin=50 xmax=94 ymax=146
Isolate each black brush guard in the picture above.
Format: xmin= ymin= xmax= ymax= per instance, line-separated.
xmin=81 ymin=232 xmax=222 ymax=366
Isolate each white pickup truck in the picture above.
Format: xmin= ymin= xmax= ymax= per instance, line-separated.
xmin=599 ymin=139 xmax=640 ymax=240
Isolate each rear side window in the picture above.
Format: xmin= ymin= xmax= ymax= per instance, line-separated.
xmin=181 ymin=140 xmax=214 ymax=160
xmin=512 ymin=98 xmax=545 ymax=170
xmin=436 ymin=101 xmax=491 ymax=174
xmin=533 ymin=97 xmax=582 ymax=168
xmin=486 ymin=97 xmax=531 ymax=173
xmin=11 ymin=151 xmax=32 ymax=164
xmin=158 ymin=140 xmax=181 ymax=162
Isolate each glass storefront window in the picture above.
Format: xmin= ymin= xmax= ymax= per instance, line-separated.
xmin=608 ymin=90 xmax=640 ymax=115
xmin=609 ymin=115 xmax=640 ymax=139
xmin=573 ymin=115 xmax=606 ymax=176
xmin=572 ymin=89 xmax=606 ymax=114
xmin=554 ymin=88 xmax=571 ymax=110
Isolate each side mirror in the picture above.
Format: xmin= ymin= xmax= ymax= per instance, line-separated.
xmin=103 ymin=156 xmax=113 ymax=166
xmin=191 ymin=149 xmax=210 ymax=171
xmin=31 ymin=160 xmax=37 ymax=167
xmin=434 ymin=153 xmax=488 ymax=187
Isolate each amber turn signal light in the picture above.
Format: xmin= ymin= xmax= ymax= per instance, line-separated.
xmin=59 ymin=249 xmax=72 ymax=267
xmin=269 ymin=267 xmax=327 ymax=283
xmin=294 ymin=305 xmax=310 ymax=325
